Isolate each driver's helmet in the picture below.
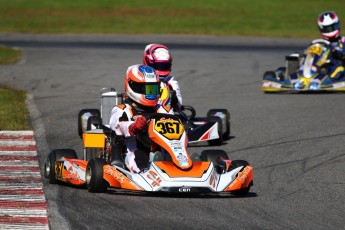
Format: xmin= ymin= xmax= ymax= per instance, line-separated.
xmin=143 ymin=44 xmax=172 ymax=77
xmin=124 ymin=64 xmax=160 ymax=107
xmin=317 ymin=11 xmax=341 ymax=41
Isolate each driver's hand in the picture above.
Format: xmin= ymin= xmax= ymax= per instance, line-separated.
xmin=125 ymin=151 xmax=140 ymax=173
xmin=332 ymin=47 xmax=343 ymax=59
xmin=129 ymin=116 xmax=147 ymax=135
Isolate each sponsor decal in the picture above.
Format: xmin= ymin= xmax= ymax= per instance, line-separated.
xmin=104 ymin=166 xmax=125 ymax=184
xmin=237 ymin=166 xmax=252 ymax=184
xmin=65 ymin=165 xmax=82 ymax=182
xmin=333 ymin=82 xmax=345 ymax=88
xmin=271 ymin=82 xmax=282 ymax=88
xmin=262 ymin=82 xmax=271 ymax=87
xmin=170 ymin=141 xmax=182 ymax=148
xmin=209 ymin=170 xmax=220 ymax=189
xmin=176 ymin=153 xmax=188 ymax=166
xmin=147 ymin=170 xmax=162 ymax=187
xmin=55 ymin=161 xmax=64 ymax=181
xmin=178 ymin=186 xmax=191 ymax=192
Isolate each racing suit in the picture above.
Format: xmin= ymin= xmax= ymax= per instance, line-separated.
xmin=109 ymin=98 xmax=171 ymax=173
xmin=328 ymin=36 xmax=345 ymax=80
xmin=109 ymin=102 xmax=154 ymax=173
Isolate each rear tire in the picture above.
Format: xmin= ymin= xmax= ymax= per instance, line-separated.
xmin=78 ymin=109 xmax=100 ymax=138
xmin=206 ymin=116 xmax=223 ymax=146
xmin=87 ymin=116 xmax=103 ymax=131
xmin=44 ymin=149 xmax=78 ymax=184
xmin=207 ymin=109 xmax=230 ymax=139
xmin=86 ymin=158 xmax=108 ymax=193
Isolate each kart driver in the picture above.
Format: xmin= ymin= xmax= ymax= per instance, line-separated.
xmin=317 ymin=11 xmax=345 ymax=80
xmin=143 ymin=44 xmax=183 ymax=111
xmin=109 ymin=64 xmax=160 ymax=173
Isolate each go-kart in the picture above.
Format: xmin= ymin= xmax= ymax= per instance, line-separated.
xmin=261 ymin=39 xmax=345 ymax=93
xmin=78 ymin=88 xmax=230 ymax=146
xmin=44 ymin=112 xmax=253 ymax=195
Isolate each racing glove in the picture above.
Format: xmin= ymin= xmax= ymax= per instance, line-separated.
xmin=332 ymin=47 xmax=344 ymax=60
xmin=128 ymin=116 xmax=147 ymax=136
xmin=125 ymin=151 xmax=140 ymax=173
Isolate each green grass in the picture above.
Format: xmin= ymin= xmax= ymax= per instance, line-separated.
xmin=0 ymin=0 xmax=344 ymax=38
xmin=0 ymin=86 xmax=31 ymax=130
xmin=0 ymin=45 xmax=22 ymax=64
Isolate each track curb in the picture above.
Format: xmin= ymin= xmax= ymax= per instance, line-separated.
xmin=0 ymin=130 xmax=49 ymax=230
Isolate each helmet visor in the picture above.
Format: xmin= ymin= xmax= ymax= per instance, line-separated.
xmin=151 ymin=62 xmax=171 ymax=72
xmin=320 ymin=23 xmax=340 ymax=33
xmin=129 ymin=81 xmax=160 ymax=100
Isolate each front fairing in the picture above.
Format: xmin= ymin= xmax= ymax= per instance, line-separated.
xmin=105 ymin=161 xmax=253 ymax=193
xmin=148 ymin=113 xmax=192 ymax=170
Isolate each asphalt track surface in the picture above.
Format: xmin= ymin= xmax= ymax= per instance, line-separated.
xmin=1 ymin=34 xmax=345 ymax=230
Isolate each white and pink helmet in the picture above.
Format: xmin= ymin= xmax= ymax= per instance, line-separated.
xmin=143 ymin=44 xmax=172 ymax=77
xmin=317 ymin=11 xmax=341 ymax=41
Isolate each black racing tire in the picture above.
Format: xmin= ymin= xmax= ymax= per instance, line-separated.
xmin=206 ymin=116 xmax=223 ymax=146
xmin=207 ymin=109 xmax=231 ymax=139
xmin=276 ymin=67 xmax=286 ymax=81
xmin=199 ymin=149 xmax=229 ymax=164
xmin=229 ymin=160 xmax=252 ymax=196
xmin=44 ymin=149 xmax=78 ymax=184
xmin=86 ymin=158 xmax=108 ymax=193
xmin=228 ymin=160 xmax=249 ymax=171
xmin=263 ymin=71 xmax=277 ymax=81
xmin=86 ymin=116 xmax=103 ymax=131
xmin=78 ymin=109 xmax=101 ymax=138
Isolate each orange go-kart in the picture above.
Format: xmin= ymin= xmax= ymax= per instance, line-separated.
xmin=44 ymin=112 xmax=253 ymax=195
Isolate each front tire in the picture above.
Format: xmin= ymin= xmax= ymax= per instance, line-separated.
xmin=44 ymin=149 xmax=78 ymax=184
xmin=200 ymin=150 xmax=229 ymax=174
xmin=86 ymin=158 xmax=108 ymax=193
xmin=200 ymin=149 xmax=229 ymax=164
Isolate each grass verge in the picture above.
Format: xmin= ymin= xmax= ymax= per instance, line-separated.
xmin=0 ymin=0 xmax=344 ymax=38
xmin=0 ymin=86 xmax=31 ymax=130
xmin=0 ymin=45 xmax=22 ymax=64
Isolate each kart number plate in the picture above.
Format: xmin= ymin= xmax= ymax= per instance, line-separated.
xmin=55 ymin=161 xmax=64 ymax=180
xmin=307 ymin=45 xmax=322 ymax=56
xmin=154 ymin=118 xmax=184 ymax=139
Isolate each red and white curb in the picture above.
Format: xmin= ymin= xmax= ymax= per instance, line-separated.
xmin=0 ymin=131 xmax=49 ymax=230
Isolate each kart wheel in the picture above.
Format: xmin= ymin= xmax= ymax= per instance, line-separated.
xmin=207 ymin=109 xmax=230 ymax=139
xmin=200 ymin=150 xmax=229 ymax=164
xmin=78 ymin=109 xmax=100 ymax=138
xmin=45 ymin=149 xmax=78 ymax=184
xmin=200 ymin=150 xmax=229 ymax=173
xmin=87 ymin=116 xmax=103 ymax=131
xmin=263 ymin=71 xmax=277 ymax=80
xmin=229 ymin=160 xmax=252 ymax=196
xmin=276 ymin=67 xmax=286 ymax=81
xmin=86 ymin=158 xmax=108 ymax=193
xmin=206 ymin=116 xmax=223 ymax=146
